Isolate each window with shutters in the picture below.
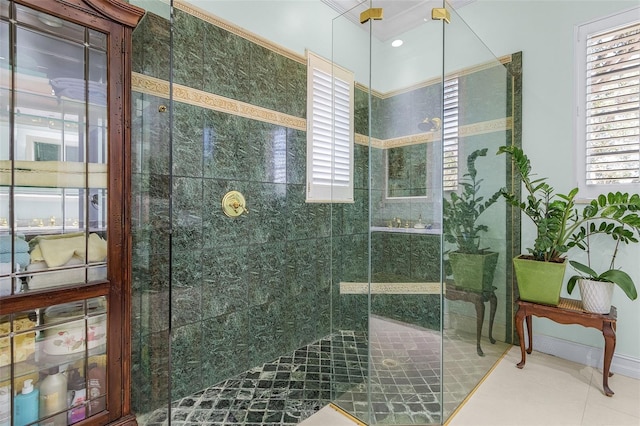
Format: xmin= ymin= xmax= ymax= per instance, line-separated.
xmin=575 ymin=9 xmax=640 ymax=199
xmin=306 ymin=51 xmax=354 ymax=203
xmin=443 ymin=77 xmax=459 ymax=192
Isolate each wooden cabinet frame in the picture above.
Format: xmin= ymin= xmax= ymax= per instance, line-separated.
xmin=2 ymin=0 xmax=143 ymax=424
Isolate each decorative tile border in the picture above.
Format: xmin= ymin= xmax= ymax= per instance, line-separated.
xmin=360 ymin=117 xmax=513 ymax=149
xmin=340 ymin=281 xmax=441 ymax=294
xmin=354 ymin=133 xmax=384 ymax=148
xmin=131 ymin=72 xmax=306 ymax=131
xmin=132 ymin=72 xmax=512 ymax=147
xmin=131 ymin=72 xmax=170 ymax=98
xmin=383 ymin=132 xmax=439 ymax=149
xmin=459 ymin=117 xmax=513 ymax=138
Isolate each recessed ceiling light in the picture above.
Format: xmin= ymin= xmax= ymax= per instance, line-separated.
xmin=391 ymin=39 xmax=403 ymax=47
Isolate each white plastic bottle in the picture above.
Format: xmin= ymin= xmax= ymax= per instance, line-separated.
xmin=39 ymin=367 xmax=68 ymax=426
xmin=14 ymin=379 xmax=39 ymax=426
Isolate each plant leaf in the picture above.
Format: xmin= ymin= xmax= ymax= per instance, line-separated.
xmin=567 ymin=275 xmax=579 ymax=294
xmin=598 ymin=194 xmax=607 ymax=207
xmin=599 ymin=269 xmax=638 ymax=300
xmin=569 ymin=260 xmax=598 ymax=278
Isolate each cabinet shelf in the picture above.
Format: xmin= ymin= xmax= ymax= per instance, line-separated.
xmin=1 ymin=343 xmax=107 ymax=379
xmin=0 ymin=160 xmax=107 ymax=188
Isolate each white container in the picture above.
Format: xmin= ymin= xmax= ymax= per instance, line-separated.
xmin=579 ymin=279 xmax=614 ymax=314
xmin=39 ymin=367 xmax=68 ymax=426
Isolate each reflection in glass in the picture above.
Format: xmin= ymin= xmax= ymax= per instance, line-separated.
xmin=386 ymin=145 xmax=428 ymax=198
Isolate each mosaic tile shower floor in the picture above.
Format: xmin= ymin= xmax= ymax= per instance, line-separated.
xmin=138 ymin=316 xmax=509 ymax=426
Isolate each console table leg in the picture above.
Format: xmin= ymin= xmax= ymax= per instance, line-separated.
xmin=489 ymin=292 xmax=497 ymax=344
xmin=474 ymin=298 xmax=485 ymax=357
xmin=515 ymin=308 xmax=526 ymax=368
xmin=525 ymin=314 xmax=533 ymax=354
xmin=602 ymin=322 xmax=616 ymax=396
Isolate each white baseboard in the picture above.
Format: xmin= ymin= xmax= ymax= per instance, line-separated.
xmin=533 ymin=334 xmax=640 ymax=380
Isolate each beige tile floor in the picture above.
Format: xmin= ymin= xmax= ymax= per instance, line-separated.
xmin=301 ymin=346 xmax=640 ymax=426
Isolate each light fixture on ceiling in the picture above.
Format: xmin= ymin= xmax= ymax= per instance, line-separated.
xmin=391 ymin=39 xmax=403 ymax=47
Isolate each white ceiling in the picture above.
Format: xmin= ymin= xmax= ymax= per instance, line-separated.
xmin=320 ymin=0 xmax=477 ymax=41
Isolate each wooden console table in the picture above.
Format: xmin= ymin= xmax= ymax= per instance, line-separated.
xmin=515 ymin=298 xmax=617 ymax=396
xmin=445 ymin=283 xmax=497 ymax=357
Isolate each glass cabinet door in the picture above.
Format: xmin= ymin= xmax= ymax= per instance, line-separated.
xmin=3 ymin=2 xmax=109 ymax=291
xmin=0 ymin=1 xmax=113 ymax=424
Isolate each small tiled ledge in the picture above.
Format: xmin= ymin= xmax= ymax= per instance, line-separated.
xmin=340 ymin=281 xmax=441 ymax=294
xmin=370 ymin=226 xmax=441 ymax=235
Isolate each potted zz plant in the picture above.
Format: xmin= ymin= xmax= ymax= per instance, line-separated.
xmin=497 ymin=145 xmax=640 ymax=306
xmin=443 ymin=148 xmax=502 ymax=293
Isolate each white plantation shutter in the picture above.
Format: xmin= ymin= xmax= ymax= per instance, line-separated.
xmin=307 ymin=51 xmax=354 ymax=203
xmin=443 ymin=78 xmax=459 ymax=192
xmin=576 ymin=10 xmax=640 ymax=197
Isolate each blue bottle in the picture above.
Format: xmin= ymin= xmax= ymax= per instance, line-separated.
xmin=14 ymin=379 xmax=39 ymax=426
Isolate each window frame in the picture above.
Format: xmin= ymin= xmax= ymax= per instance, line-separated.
xmin=574 ymin=7 xmax=640 ymax=199
xmin=306 ymin=50 xmax=354 ymax=204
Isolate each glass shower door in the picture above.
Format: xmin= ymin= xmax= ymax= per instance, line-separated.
xmin=331 ymin=0 xmax=519 ymax=424
xmin=441 ymin=3 xmax=517 ymax=422
xmin=330 ymin=0 xmax=448 ymax=424
xmin=366 ymin=2 xmax=446 ymax=425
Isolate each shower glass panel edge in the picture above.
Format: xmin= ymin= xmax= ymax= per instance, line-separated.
xmin=329 ymin=2 xmax=373 ymax=424
xmin=129 ymin=0 xmax=173 ymax=422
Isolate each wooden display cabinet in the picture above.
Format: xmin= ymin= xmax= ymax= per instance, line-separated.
xmin=0 ymin=0 xmax=143 ymax=424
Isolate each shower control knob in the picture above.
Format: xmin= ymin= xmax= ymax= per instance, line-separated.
xmin=222 ymin=191 xmax=249 ymax=217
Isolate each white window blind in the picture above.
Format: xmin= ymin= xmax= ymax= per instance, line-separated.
xmin=576 ymin=10 xmax=640 ymax=197
xmin=306 ymin=51 xmax=354 ymax=203
xmin=443 ymin=77 xmax=459 ymax=192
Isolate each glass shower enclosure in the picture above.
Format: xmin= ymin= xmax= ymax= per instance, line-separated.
xmin=129 ymin=0 xmax=521 ymax=424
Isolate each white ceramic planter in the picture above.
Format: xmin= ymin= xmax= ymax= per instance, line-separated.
xmin=578 ymin=279 xmax=614 ymax=314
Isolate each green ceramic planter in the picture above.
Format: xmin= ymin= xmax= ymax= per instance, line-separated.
xmin=513 ymin=256 xmax=566 ymax=306
xmin=449 ymin=251 xmax=499 ymax=293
